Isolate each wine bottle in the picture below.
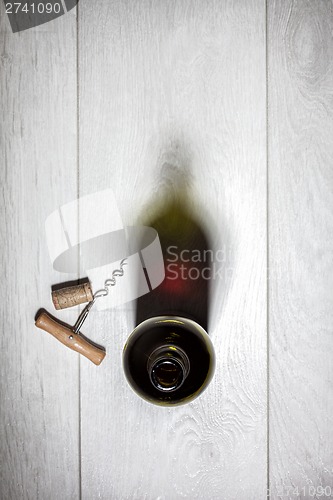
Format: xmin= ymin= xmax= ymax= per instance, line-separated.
xmin=123 ymin=315 xmax=215 ymax=405
xmin=123 ymin=179 xmax=215 ymax=405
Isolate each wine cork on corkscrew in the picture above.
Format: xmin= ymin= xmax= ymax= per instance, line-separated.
xmin=52 ymin=282 xmax=93 ymax=310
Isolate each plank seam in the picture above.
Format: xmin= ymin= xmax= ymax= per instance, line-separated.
xmin=265 ymin=0 xmax=270 ymax=497
xmin=76 ymin=1 xmax=82 ymax=498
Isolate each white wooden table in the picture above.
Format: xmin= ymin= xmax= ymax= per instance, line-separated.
xmin=1 ymin=1 xmax=332 ymax=498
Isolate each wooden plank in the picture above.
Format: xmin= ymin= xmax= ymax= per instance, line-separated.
xmin=0 ymin=6 xmax=80 ymax=500
xmin=79 ymin=0 xmax=267 ymax=498
xmin=268 ymin=0 xmax=333 ymax=496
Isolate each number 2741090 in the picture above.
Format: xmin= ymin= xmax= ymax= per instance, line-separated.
xmin=5 ymin=3 xmax=61 ymax=14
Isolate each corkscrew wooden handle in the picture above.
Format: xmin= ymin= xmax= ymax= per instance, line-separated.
xmin=35 ymin=311 xmax=106 ymax=365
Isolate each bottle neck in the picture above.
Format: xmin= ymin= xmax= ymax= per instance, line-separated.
xmin=147 ymin=345 xmax=190 ymax=392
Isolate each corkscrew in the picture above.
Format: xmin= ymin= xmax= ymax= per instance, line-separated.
xmin=35 ymin=259 xmax=127 ymax=365
xmin=93 ymin=258 xmax=127 ymax=298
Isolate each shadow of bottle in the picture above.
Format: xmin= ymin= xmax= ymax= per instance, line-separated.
xmin=135 ymin=172 xmax=212 ymax=332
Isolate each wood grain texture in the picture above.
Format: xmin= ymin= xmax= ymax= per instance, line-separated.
xmin=268 ymin=0 xmax=333 ymax=496
xmin=79 ymin=1 xmax=267 ymax=498
xmin=0 ymin=6 xmax=80 ymax=500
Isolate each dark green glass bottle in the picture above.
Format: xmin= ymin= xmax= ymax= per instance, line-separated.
xmin=123 ymin=182 xmax=215 ymax=406
xmin=123 ymin=316 xmax=215 ymax=406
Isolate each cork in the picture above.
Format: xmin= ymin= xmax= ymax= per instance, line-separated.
xmin=52 ymin=282 xmax=93 ymax=310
